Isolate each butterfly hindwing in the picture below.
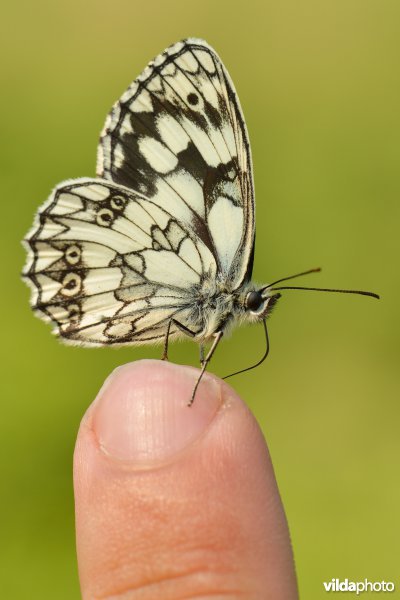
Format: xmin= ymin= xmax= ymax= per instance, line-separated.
xmin=97 ymin=38 xmax=255 ymax=288
xmin=23 ymin=179 xmax=217 ymax=345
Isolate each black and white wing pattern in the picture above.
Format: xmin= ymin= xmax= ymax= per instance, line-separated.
xmin=24 ymin=39 xmax=255 ymax=346
xmin=24 ymin=179 xmax=217 ymax=345
xmin=97 ymin=38 xmax=255 ymax=288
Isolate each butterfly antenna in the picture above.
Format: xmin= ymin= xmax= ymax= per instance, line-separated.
xmin=261 ymin=267 xmax=321 ymax=291
xmin=270 ymin=286 xmax=379 ymax=299
xmin=262 ymin=267 xmax=379 ymax=299
xmin=223 ymin=320 xmax=270 ymax=380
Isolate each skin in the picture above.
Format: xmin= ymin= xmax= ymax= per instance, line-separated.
xmin=74 ymin=360 xmax=298 ymax=599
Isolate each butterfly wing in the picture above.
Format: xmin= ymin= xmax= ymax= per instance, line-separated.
xmin=97 ymin=38 xmax=255 ymax=288
xmin=23 ymin=179 xmax=217 ymax=345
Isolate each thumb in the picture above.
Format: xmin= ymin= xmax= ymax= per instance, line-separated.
xmin=74 ymin=360 xmax=298 ymax=600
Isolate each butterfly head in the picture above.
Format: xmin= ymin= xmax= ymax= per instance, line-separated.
xmin=244 ymin=288 xmax=281 ymax=321
xmin=242 ymin=267 xmax=379 ymax=325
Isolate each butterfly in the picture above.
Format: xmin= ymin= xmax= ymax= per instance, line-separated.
xmin=23 ymin=39 xmax=379 ymax=404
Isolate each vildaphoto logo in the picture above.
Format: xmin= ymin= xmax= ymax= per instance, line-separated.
xmin=323 ymin=579 xmax=395 ymax=594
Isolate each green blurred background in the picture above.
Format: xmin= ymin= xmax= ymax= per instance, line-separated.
xmin=1 ymin=1 xmax=399 ymax=597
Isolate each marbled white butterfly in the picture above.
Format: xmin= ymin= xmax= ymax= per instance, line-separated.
xmin=23 ymin=39 xmax=379 ymax=404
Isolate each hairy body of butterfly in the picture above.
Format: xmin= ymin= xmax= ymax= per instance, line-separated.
xmin=23 ymin=39 xmax=378 ymax=403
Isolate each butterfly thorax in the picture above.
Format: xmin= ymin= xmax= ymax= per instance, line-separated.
xmin=187 ymin=275 xmax=268 ymax=342
xmin=181 ymin=275 xmax=231 ymax=340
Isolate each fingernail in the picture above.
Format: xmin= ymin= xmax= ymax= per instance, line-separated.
xmin=91 ymin=360 xmax=222 ymax=465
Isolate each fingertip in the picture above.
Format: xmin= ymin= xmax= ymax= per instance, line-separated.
xmin=74 ymin=360 xmax=298 ymax=600
xmin=88 ymin=360 xmax=223 ymax=465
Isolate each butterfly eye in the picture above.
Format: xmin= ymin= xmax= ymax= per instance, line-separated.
xmin=245 ymin=291 xmax=263 ymax=312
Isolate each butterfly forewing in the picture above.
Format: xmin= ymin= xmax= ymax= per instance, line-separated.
xmin=97 ymin=38 xmax=255 ymax=287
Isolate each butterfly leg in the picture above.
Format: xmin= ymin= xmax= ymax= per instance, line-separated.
xmin=199 ymin=344 xmax=205 ymax=368
xmin=161 ymin=320 xmax=172 ymax=361
xmin=161 ymin=319 xmax=200 ymax=360
xmin=189 ymin=331 xmax=223 ymax=407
